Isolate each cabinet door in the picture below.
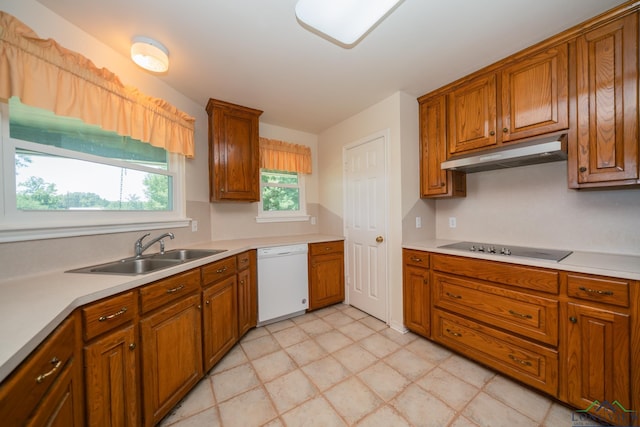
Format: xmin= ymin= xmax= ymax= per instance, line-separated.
xmin=84 ymin=325 xmax=139 ymax=427
xmin=501 ymin=44 xmax=569 ymax=141
xmin=420 ymin=96 xmax=466 ymax=198
xmin=308 ymin=252 xmax=345 ymax=310
xmin=208 ymin=100 xmax=263 ymax=202
xmin=402 ymin=265 xmax=430 ymax=337
xmin=448 ymin=73 xmax=498 ymax=155
xmin=566 ymin=303 xmax=631 ymax=425
xmin=202 ymin=276 xmax=238 ymax=371
xmin=140 ymin=294 xmax=203 ymax=427
xmin=574 ymin=13 xmax=638 ymax=186
xmin=237 ymin=267 xmax=256 ymax=337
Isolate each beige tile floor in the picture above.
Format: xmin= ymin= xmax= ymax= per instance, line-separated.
xmin=159 ymin=304 xmax=604 ymax=427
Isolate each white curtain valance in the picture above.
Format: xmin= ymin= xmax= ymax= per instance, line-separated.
xmin=0 ymin=12 xmax=195 ymax=157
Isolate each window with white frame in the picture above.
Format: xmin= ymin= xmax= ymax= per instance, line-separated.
xmin=0 ymin=97 xmax=187 ymax=242
xmin=257 ymin=169 xmax=308 ymax=222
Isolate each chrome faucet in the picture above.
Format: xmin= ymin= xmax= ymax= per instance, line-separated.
xmin=134 ymin=232 xmax=175 ymax=257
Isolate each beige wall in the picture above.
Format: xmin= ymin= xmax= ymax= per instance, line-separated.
xmin=317 ymin=91 xmax=434 ymax=331
xmin=436 ymin=161 xmax=640 ymax=256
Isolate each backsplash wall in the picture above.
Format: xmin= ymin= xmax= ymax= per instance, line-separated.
xmin=435 ymin=161 xmax=640 ymax=256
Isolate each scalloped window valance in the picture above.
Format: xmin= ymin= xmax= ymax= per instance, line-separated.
xmin=0 ymin=12 xmax=195 ymax=157
xmin=259 ymin=137 xmax=312 ymax=174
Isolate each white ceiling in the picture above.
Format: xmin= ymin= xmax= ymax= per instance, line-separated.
xmin=35 ymin=0 xmax=627 ymax=134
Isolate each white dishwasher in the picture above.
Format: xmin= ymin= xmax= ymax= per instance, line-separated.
xmin=257 ymin=244 xmax=309 ymax=325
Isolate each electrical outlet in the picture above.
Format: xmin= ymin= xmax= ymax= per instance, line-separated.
xmin=311 ymin=217 xmax=317 ymax=225
xmin=415 ymin=216 xmax=422 ymax=228
xmin=191 ymin=220 xmax=198 ymax=232
xmin=449 ymin=217 xmax=457 ymax=228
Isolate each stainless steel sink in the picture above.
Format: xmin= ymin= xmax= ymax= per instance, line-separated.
xmin=67 ymin=248 xmax=227 ymax=275
xmin=151 ymin=248 xmax=227 ymax=261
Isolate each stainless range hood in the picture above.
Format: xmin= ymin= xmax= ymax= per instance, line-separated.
xmin=440 ymin=134 xmax=567 ymax=173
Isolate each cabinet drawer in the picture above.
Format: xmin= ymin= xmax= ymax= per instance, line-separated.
xmin=433 ymin=309 xmax=558 ymax=396
xmin=236 ymin=251 xmax=252 ymax=271
xmin=403 ymin=249 xmax=429 ymax=269
xmin=140 ymin=269 xmax=200 ymax=314
xmin=0 ymin=317 xmax=76 ymax=423
xmin=567 ymin=273 xmax=629 ymax=308
xmin=433 ymin=273 xmax=558 ymax=346
xmin=309 ymin=240 xmax=344 ymax=256
xmin=432 ymin=254 xmax=559 ymax=294
xmin=82 ymin=291 xmax=136 ymax=341
xmin=202 ymin=256 xmax=237 ymax=285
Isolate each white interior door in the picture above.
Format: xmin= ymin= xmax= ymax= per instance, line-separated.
xmin=344 ymin=132 xmax=388 ymax=322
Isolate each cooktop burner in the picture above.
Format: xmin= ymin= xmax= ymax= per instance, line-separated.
xmin=438 ymin=241 xmax=573 ymax=262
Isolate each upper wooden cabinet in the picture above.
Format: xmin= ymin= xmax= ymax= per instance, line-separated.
xmin=501 ymin=44 xmax=569 ymax=141
xmin=206 ymin=99 xmax=263 ymax=202
xmin=419 ymin=95 xmax=466 ymax=198
xmin=572 ymin=12 xmax=639 ymax=188
xmin=448 ymin=43 xmax=569 ymax=156
xmin=448 ymin=73 xmax=498 ymax=154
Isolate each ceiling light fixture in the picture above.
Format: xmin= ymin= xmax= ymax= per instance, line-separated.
xmin=295 ymin=0 xmax=402 ymax=47
xmin=130 ymin=36 xmax=169 ymax=73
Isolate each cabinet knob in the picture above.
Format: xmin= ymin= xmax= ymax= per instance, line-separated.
xmin=503 ymin=128 xmax=509 ymax=133
xmin=440 ymin=182 xmax=445 ymax=187
xmin=579 ymin=167 xmax=587 ymax=173
xmin=569 ymin=316 xmax=577 ymax=324
xmin=129 ymin=343 xmax=136 ymax=351
xmin=489 ymin=131 xmax=495 ymax=136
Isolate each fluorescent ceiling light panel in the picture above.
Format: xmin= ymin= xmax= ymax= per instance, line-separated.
xmin=295 ymin=0 xmax=402 ymax=46
xmin=131 ymin=36 xmax=169 ymax=73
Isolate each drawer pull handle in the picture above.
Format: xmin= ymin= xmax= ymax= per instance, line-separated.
xmin=166 ymin=284 xmax=185 ymax=294
xmin=508 ymin=310 xmax=533 ymax=319
xmin=445 ymin=328 xmax=462 ymax=337
xmin=578 ymin=286 xmax=613 ymax=296
xmin=410 ymin=257 xmax=422 ymax=262
xmin=508 ymin=354 xmax=532 ymax=367
xmin=99 ymin=307 xmax=128 ymax=322
xmin=36 ymin=357 xmax=61 ymax=383
xmin=216 ymin=266 xmax=228 ymax=274
xmin=241 ymin=258 xmax=249 ymax=262
xmin=445 ymin=292 xmax=462 ymax=299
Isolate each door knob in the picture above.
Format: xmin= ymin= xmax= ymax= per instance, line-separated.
xmin=376 ymin=236 xmax=384 ymax=243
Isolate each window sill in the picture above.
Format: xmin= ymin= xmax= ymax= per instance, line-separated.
xmin=0 ymin=219 xmax=191 ymax=243
xmin=255 ymin=215 xmax=310 ymax=224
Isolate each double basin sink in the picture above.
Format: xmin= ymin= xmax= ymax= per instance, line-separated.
xmin=67 ymin=249 xmax=227 ymax=275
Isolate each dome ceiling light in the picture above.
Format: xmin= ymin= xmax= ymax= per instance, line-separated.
xmin=130 ymin=36 xmax=169 ymax=73
xmin=295 ymin=0 xmax=403 ymax=47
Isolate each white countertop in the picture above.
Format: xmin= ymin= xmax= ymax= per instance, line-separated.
xmin=403 ymin=239 xmax=640 ymax=280
xmin=0 ymin=234 xmax=343 ymax=382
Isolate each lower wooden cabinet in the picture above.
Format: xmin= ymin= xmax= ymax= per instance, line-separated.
xmin=0 ymin=316 xmax=84 ymax=426
xmin=84 ymin=325 xmax=139 ymax=427
xmin=402 ymin=249 xmax=430 ymax=337
xmin=140 ymin=293 xmax=203 ymax=427
xmin=82 ymin=290 xmax=139 ymax=426
xmin=25 ymin=357 xmax=84 ymax=427
xmin=202 ymin=275 xmax=238 ymax=371
xmin=237 ymin=250 xmax=257 ymax=337
xmin=565 ymin=303 xmax=632 ymax=425
xmin=308 ymin=241 xmax=345 ymax=310
xmin=403 ymin=249 xmax=639 ymax=427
